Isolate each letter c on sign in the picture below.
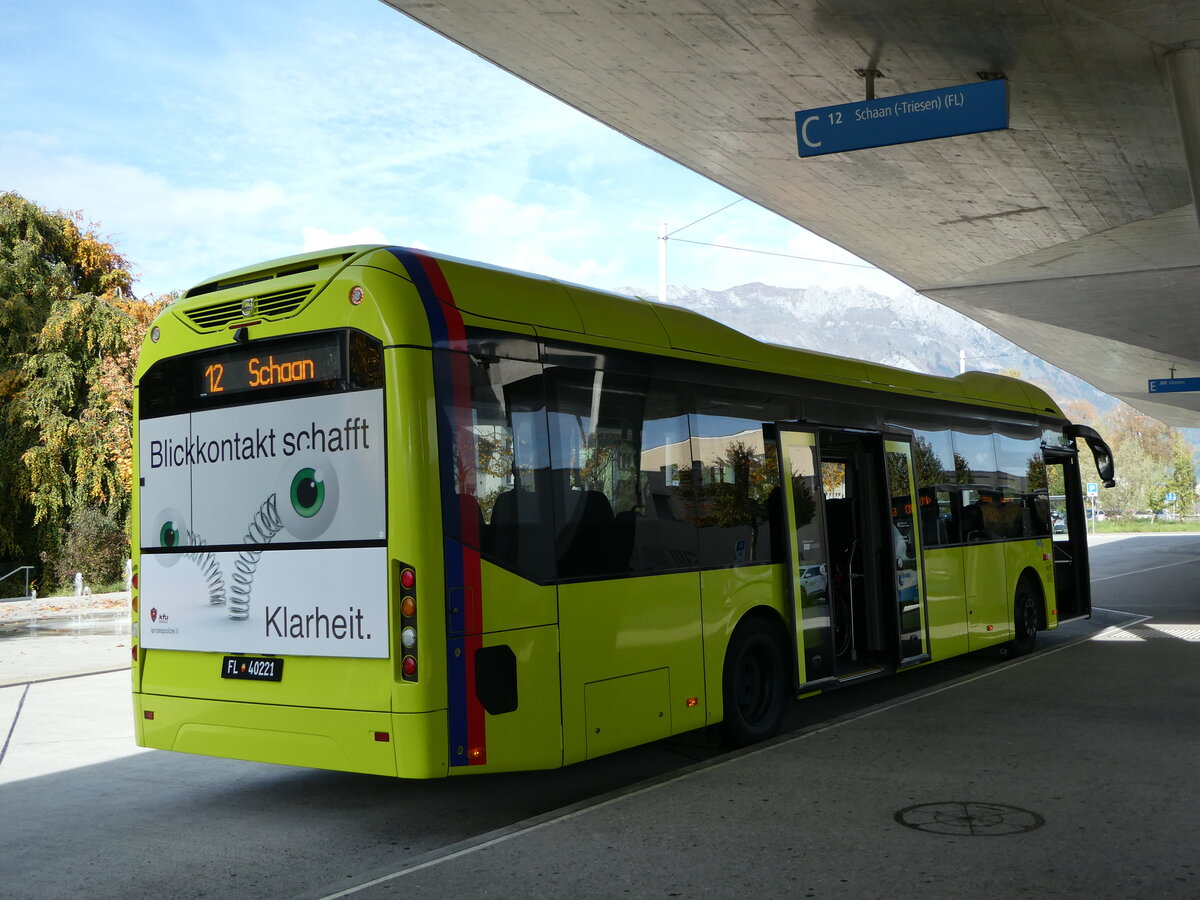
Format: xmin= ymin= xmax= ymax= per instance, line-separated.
xmin=801 ymin=115 xmax=822 ymax=148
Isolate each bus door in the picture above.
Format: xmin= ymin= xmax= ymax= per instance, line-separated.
xmin=777 ymin=427 xmax=930 ymax=688
xmin=882 ymin=437 xmax=930 ymax=665
xmin=1043 ymin=448 xmax=1091 ymax=620
xmin=775 ymin=426 xmax=835 ymax=688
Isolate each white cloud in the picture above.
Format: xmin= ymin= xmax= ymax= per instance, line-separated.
xmin=302 ymin=226 xmax=388 ymax=252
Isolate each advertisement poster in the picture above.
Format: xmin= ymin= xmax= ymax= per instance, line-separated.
xmin=139 ymin=389 xmax=389 ymax=658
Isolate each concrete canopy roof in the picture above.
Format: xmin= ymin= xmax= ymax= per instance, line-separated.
xmin=384 ymin=1 xmax=1200 ymax=426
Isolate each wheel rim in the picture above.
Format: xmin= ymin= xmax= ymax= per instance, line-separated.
xmin=1018 ymin=592 xmax=1037 ymax=641
xmin=735 ymin=640 xmax=775 ymax=724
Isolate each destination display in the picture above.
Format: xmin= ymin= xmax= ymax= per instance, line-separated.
xmin=198 ymin=334 xmax=340 ymax=398
xmin=796 ymin=79 xmax=1008 ymax=157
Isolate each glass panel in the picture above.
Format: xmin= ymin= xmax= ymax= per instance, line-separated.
xmin=952 ymin=430 xmax=1002 ymax=541
xmin=458 ymin=356 xmax=556 ymax=581
xmin=1045 ymin=459 xmax=1073 ymax=543
xmin=546 ymin=368 xmax=646 ymax=578
xmin=630 ymin=381 xmax=700 ymax=572
xmin=911 ymin=428 xmax=959 ymax=546
xmin=995 ymin=433 xmax=1051 ymax=538
xmin=885 ymin=447 xmax=924 ymax=659
xmin=688 ymin=388 xmax=786 ymax=566
xmin=780 ymin=431 xmax=833 ymax=681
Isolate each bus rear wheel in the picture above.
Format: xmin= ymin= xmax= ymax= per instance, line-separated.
xmin=1011 ymin=578 xmax=1040 ymax=656
xmin=721 ymin=616 xmax=788 ymax=747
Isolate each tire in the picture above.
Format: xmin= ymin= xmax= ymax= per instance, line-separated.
xmin=1010 ymin=577 xmax=1040 ymax=657
xmin=721 ymin=616 xmax=789 ymax=747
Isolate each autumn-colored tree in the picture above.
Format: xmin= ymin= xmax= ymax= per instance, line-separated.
xmin=0 ymin=192 xmax=164 ymax=588
xmin=1093 ymin=401 xmax=1197 ymax=516
xmin=1101 ymin=402 xmax=1173 ymax=463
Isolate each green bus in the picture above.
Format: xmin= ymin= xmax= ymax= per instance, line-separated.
xmin=131 ymin=245 xmax=1114 ymax=777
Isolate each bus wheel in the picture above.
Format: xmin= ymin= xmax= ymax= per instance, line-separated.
xmin=722 ymin=616 xmax=788 ymax=747
xmin=1011 ymin=578 xmax=1039 ymax=657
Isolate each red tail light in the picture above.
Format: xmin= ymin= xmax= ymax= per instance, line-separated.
xmin=397 ymin=562 xmax=417 ymax=682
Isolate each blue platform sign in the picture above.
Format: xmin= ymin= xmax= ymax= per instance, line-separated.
xmin=796 ymin=80 xmax=1008 ymax=157
xmin=1148 ymin=377 xmax=1200 ymax=393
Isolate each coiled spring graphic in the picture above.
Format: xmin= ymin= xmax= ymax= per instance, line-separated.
xmin=228 ymin=493 xmax=284 ymax=621
xmin=185 ymin=532 xmax=227 ymax=606
xmin=156 ymin=515 xmax=226 ymax=606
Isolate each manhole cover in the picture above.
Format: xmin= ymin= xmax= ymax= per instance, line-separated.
xmin=894 ymin=802 xmax=1044 ymax=836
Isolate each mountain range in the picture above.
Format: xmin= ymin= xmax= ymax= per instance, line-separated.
xmin=623 ymin=281 xmax=1112 ymax=414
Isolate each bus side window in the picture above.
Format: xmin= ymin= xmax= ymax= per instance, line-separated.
xmin=451 ymin=353 xmax=557 ymax=582
xmin=688 ymin=385 xmax=786 ymax=567
xmin=546 ymin=367 xmax=645 ymax=579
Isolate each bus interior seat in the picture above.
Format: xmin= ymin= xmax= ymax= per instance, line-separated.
xmin=557 ymin=490 xmax=623 ymax=577
xmin=960 ymin=503 xmax=986 ymax=542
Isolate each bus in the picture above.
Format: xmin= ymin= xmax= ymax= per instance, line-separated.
xmin=131 ymin=245 xmax=1115 ymax=777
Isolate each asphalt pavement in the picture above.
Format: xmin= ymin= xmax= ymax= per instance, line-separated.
xmin=2 ymin=536 xmax=1198 ymax=899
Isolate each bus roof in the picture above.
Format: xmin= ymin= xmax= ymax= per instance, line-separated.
xmin=177 ymin=244 xmax=1066 ymax=420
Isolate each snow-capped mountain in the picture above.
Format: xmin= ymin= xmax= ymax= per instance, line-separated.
xmin=617 ymin=281 xmax=1112 ymax=411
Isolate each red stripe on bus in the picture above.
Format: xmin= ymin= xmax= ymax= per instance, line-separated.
xmin=416 ymin=253 xmax=487 ymax=764
xmin=415 ymin=253 xmax=467 ymax=349
xmin=464 ymin=631 xmax=486 ymax=765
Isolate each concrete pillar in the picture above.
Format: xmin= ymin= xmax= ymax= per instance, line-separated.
xmin=1167 ymin=48 xmax=1200 ymax=231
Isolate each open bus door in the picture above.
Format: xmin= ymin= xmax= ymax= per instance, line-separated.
xmin=775 ymin=426 xmax=930 ymax=691
xmin=1043 ymin=424 xmax=1115 ymax=622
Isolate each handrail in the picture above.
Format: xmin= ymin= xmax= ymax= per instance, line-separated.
xmin=0 ymin=565 xmax=33 ymax=602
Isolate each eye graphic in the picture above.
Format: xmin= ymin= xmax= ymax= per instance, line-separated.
xmin=152 ymin=507 xmax=188 ymax=567
xmin=277 ymin=456 xmax=339 ymax=540
xmin=159 ymin=520 xmax=180 ymax=547
xmin=290 ymin=467 xmax=325 ymax=518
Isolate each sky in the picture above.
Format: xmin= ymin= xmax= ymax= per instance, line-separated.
xmin=0 ymin=0 xmax=906 ymax=301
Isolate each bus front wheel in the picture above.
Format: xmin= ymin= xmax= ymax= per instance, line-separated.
xmin=721 ymin=616 xmax=789 ymax=747
xmin=1010 ymin=578 xmax=1040 ymax=656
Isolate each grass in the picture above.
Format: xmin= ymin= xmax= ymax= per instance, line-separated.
xmin=1091 ymin=519 xmax=1200 ymax=533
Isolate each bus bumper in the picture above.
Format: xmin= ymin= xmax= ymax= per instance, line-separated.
xmin=134 ymin=693 xmax=449 ymax=778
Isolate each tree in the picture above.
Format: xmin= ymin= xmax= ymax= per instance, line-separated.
xmin=1101 ymin=402 xmax=1172 ymax=463
xmin=1105 ymin=440 xmax=1162 ymax=516
xmin=1094 ymin=401 xmax=1197 ymax=518
xmin=1164 ymin=432 xmax=1197 ymax=517
xmin=0 ymin=192 xmax=162 ymax=587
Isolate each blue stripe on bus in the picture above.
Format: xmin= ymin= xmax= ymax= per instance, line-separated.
xmin=386 ymin=248 xmax=478 ymax=767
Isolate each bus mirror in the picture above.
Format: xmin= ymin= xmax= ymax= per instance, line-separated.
xmin=1065 ymin=423 xmax=1116 ymax=487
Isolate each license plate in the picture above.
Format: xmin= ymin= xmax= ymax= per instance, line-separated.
xmin=221 ymin=656 xmax=283 ymax=682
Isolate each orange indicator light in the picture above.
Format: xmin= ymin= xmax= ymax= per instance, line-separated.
xmin=468 ymin=746 xmax=485 ymax=760
xmin=986 ymin=625 xmax=994 ymax=631
xmin=686 ymin=697 xmax=698 ymax=708
xmin=401 ymin=597 xmax=416 ymax=617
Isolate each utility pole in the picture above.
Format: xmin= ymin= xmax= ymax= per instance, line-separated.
xmin=658 ymin=222 xmax=667 ymax=304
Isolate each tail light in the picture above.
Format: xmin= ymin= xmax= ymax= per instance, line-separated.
xmin=397 ymin=562 xmax=417 ymax=682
